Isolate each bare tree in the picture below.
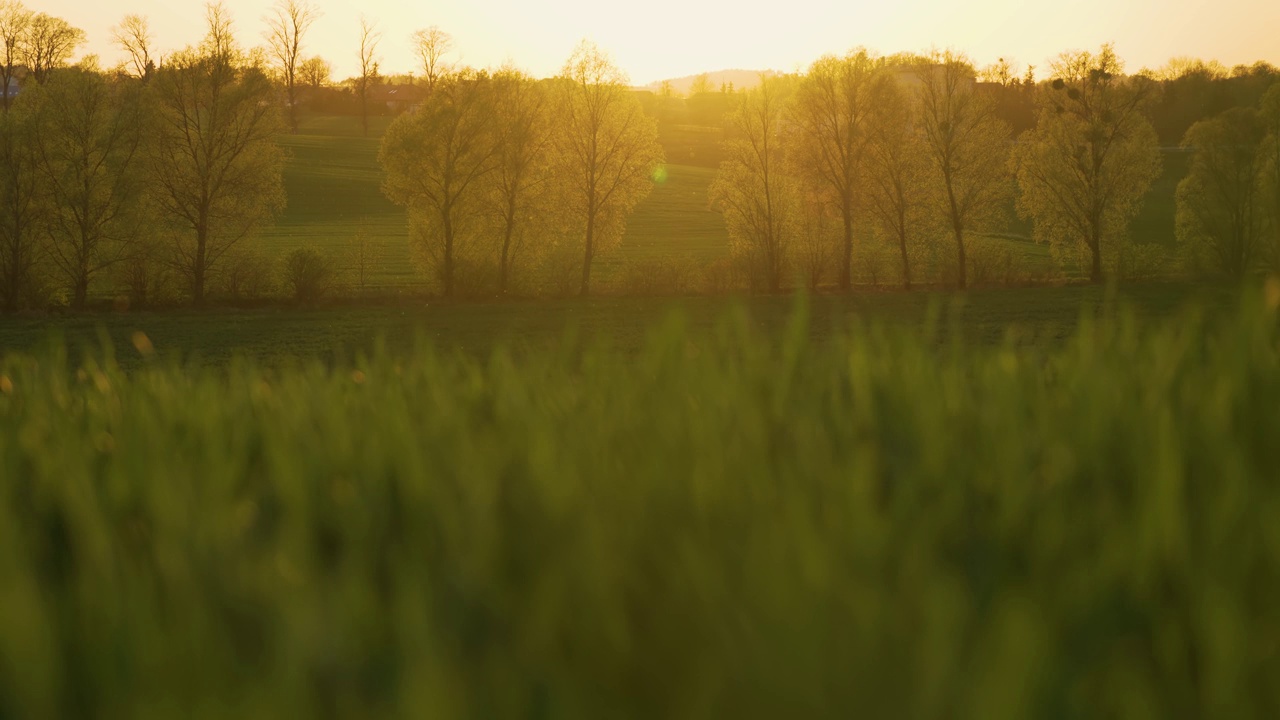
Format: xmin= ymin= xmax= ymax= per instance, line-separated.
xmin=1012 ymin=45 xmax=1161 ymax=282
xmin=112 ymin=14 xmax=154 ymax=80
xmin=355 ymin=16 xmax=380 ymax=137
xmin=980 ymin=57 xmax=1018 ymax=87
xmin=380 ymin=70 xmax=497 ymax=297
xmin=21 ymin=12 xmax=83 ymax=84
xmin=202 ymin=1 xmax=235 ymax=62
xmin=410 ymin=26 xmax=453 ymax=94
xmin=554 ymin=41 xmax=663 ymax=296
xmin=0 ymin=1 xmax=30 ymax=111
xmin=790 ymin=49 xmax=879 ymax=290
xmin=710 ymin=76 xmax=798 ymax=291
xmin=264 ymin=0 xmax=319 ymax=133
xmin=29 ymin=68 xmax=147 ymax=308
xmin=148 ymin=2 xmax=285 ymax=305
xmin=915 ymin=51 xmax=1011 ymax=289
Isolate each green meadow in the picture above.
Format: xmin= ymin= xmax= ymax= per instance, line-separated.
xmin=1 ymin=287 xmax=1278 ymax=718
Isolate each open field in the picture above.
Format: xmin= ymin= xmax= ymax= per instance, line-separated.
xmin=0 ymin=282 xmax=1233 ymax=368
xmin=1 ymin=287 xmax=1277 ymax=718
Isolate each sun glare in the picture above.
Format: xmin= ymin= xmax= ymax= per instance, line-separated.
xmin=28 ymin=0 xmax=1280 ymax=84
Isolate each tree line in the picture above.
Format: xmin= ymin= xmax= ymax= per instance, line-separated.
xmin=1 ymin=0 xmax=1277 ymax=309
xmin=709 ymin=46 xmax=1280 ymax=292
xmin=380 ymin=42 xmax=663 ymax=298
xmin=0 ymin=0 xmax=666 ymax=305
xmin=0 ymin=2 xmax=288 ymax=310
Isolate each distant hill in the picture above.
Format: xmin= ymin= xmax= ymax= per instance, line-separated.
xmin=641 ymin=69 xmax=781 ymax=96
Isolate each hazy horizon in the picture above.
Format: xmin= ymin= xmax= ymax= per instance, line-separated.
xmin=29 ymin=0 xmax=1280 ymax=84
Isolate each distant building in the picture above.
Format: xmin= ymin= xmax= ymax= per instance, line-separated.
xmin=373 ymin=84 xmax=424 ymax=114
xmin=4 ymin=76 xmax=19 ymax=100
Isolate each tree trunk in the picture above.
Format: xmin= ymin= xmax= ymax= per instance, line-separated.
xmin=193 ymin=230 xmax=207 ymax=306
xmin=1089 ymin=233 xmax=1103 ymax=284
xmin=580 ymin=211 xmax=595 ymax=297
xmin=192 ymin=269 xmax=205 ymax=306
xmin=954 ymin=223 xmax=967 ymax=290
xmin=72 ymin=271 xmax=88 ymax=311
xmin=499 ymin=198 xmax=516 ymax=294
xmin=287 ymin=84 xmax=299 ymax=134
xmin=769 ymin=230 xmax=781 ymax=292
xmin=443 ymin=213 xmax=455 ymax=298
xmin=898 ymin=223 xmax=912 ymax=292
xmin=840 ymin=203 xmax=854 ymax=291
xmin=359 ymin=88 xmax=369 ymax=138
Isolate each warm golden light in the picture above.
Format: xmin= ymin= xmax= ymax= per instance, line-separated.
xmin=34 ymin=0 xmax=1280 ymax=84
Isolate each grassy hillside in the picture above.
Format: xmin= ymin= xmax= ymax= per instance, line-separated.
xmin=263 ymin=118 xmax=416 ymax=293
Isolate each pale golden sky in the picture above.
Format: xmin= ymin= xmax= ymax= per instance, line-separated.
xmin=33 ymin=0 xmax=1280 ymax=84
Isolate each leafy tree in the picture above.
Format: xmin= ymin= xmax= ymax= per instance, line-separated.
xmin=264 ymin=0 xmax=319 ymax=133
xmin=147 ymin=3 xmax=285 ymax=305
xmin=487 ymin=67 xmax=552 ymax=293
xmin=790 ymin=49 xmax=879 ymax=289
xmin=28 ymin=67 xmax=147 ymax=308
xmin=0 ymin=1 xmax=29 ymax=111
xmin=792 ymin=190 xmax=838 ymax=290
xmin=1262 ymin=83 xmax=1280 ymax=269
xmin=282 ymin=246 xmax=332 ymax=301
xmin=112 ymin=14 xmax=154 ymax=80
xmin=355 ymin=16 xmax=379 ymax=137
xmin=689 ymin=73 xmax=711 ymax=96
xmin=381 ymin=70 xmax=497 ymax=297
xmin=553 ymin=41 xmax=662 ymax=296
xmin=915 ymin=51 xmax=1011 ymax=289
xmin=1176 ymin=107 xmax=1270 ymax=277
xmin=1013 ymin=46 xmax=1161 ymax=282
xmin=0 ymin=90 xmax=45 ymax=309
xmin=298 ymin=55 xmax=330 ymax=89
xmin=710 ymin=77 xmax=798 ymax=291
xmin=1147 ymin=58 xmax=1235 ymax=145
xmin=21 ymin=12 xmax=83 ymax=84
xmin=864 ymin=74 xmax=931 ymax=289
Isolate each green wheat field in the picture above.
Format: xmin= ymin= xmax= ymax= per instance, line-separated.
xmin=1 ymin=285 xmax=1278 ymax=718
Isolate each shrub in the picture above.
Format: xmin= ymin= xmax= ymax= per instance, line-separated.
xmin=217 ymin=249 xmax=277 ymax=301
xmin=116 ymin=246 xmax=179 ymax=309
xmin=282 ymin=247 xmax=335 ymax=302
xmin=611 ymin=256 xmax=700 ymax=296
xmin=699 ymin=255 xmax=745 ymax=294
